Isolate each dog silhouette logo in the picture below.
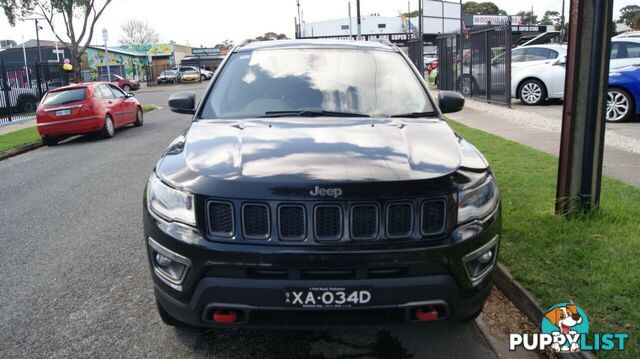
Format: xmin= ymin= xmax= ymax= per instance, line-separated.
xmin=541 ymin=303 xmax=590 ymax=352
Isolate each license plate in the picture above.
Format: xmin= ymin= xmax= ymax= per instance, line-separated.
xmin=283 ymin=287 xmax=372 ymax=308
xmin=55 ymin=109 xmax=71 ymax=117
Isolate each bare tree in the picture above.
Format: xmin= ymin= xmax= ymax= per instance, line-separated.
xmin=119 ymin=19 xmax=159 ymax=46
xmin=1 ymin=0 xmax=113 ymax=81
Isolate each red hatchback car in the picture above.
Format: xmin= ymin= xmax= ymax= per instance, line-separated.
xmin=36 ymin=82 xmax=143 ymax=146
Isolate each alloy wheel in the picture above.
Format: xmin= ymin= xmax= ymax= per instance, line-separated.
xmin=606 ymin=90 xmax=630 ymax=122
xmin=521 ymin=82 xmax=542 ymax=104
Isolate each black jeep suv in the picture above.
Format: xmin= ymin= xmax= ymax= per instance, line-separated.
xmin=143 ymin=40 xmax=501 ymax=327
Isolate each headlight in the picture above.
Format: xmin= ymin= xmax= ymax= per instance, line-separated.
xmin=147 ymin=174 xmax=196 ymax=226
xmin=457 ymin=175 xmax=499 ymax=224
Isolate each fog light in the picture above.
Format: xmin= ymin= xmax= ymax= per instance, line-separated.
xmin=148 ymin=237 xmax=192 ymax=291
xmin=477 ymin=250 xmax=493 ymax=264
xmin=155 ymin=253 xmax=172 ymax=268
xmin=462 ymin=235 xmax=499 ymax=286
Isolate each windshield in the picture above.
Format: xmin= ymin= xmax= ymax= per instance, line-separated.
xmin=41 ymin=88 xmax=87 ymax=106
xmin=200 ymin=48 xmax=435 ymax=119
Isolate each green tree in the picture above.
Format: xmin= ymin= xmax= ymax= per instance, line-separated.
xmin=462 ymin=2 xmax=507 ymax=15
xmin=255 ymin=32 xmax=289 ymax=41
xmin=401 ymin=10 xmax=421 ymax=18
xmin=618 ymin=5 xmax=640 ymax=27
xmin=516 ymin=10 xmax=538 ymax=25
xmin=632 ymin=12 xmax=640 ymax=30
xmin=539 ymin=10 xmax=562 ymax=30
xmin=214 ymin=39 xmax=235 ymax=49
xmin=1 ymin=0 xmax=113 ymax=81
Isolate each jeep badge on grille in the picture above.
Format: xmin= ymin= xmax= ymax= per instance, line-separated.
xmin=309 ymin=186 xmax=343 ymax=198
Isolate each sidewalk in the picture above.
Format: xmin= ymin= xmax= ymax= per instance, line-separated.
xmin=448 ymin=99 xmax=640 ymax=188
xmin=0 ymin=119 xmax=36 ymax=136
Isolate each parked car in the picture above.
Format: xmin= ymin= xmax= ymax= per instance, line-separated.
xmin=607 ymin=65 xmax=640 ymax=122
xmin=0 ymin=81 xmax=38 ymax=113
xmin=109 ymin=74 xmax=140 ymax=92
xmin=423 ymin=52 xmax=438 ymax=69
xmin=36 ymin=82 xmax=143 ymax=146
xmin=510 ymin=44 xmax=568 ymax=105
xmin=610 ymin=38 xmax=640 ymax=70
xmin=510 ymin=40 xmax=639 ymax=105
xmin=145 ymin=40 xmax=501 ymax=328
xmin=157 ymin=70 xmax=180 ymax=84
xmin=173 ymin=66 xmax=212 ymax=81
xmin=180 ymin=70 xmax=200 ymax=82
xmin=613 ymin=31 xmax=640 ymax=39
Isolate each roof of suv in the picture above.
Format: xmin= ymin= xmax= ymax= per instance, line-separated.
xmin=237 ymin=39 xmax=397 ymax=52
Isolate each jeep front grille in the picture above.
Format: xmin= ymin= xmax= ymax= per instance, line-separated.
xmin=314 ymin=205 xmax=343 ymax=241
xmin=386 ymin=203 xmax=413 ymax=238
xmin=350 ymin=204 xmax=379 ymax=240
xmin=206 ymin=198 xmax=448 ymax=244
xmin=278 ymin=205 xmax=306 ymax=240
xmin=207 ymin=201 xmax=234 ymax=237
xmin=242 ymin=203 xmax=270 ymax=239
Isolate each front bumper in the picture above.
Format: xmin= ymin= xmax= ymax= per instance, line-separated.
xmin=143 ymin=206 xmax=501 ymax=328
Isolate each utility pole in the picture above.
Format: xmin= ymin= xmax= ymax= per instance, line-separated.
xmin=561 ymin=0 xmax=566 ymax=39
xmin=297 ymin=0 xmax=302 ymax=37
xmin=555 ymin=0 xmax=614 ymax=214
xmin=356 ymin=0 xmax=362 ymax=39
xmin=348 ymin=2 xmax=353 ymax=38
xmin=34 ymin=19 xmax=42 ymax=61
xmin=418 ymin=0 xmax=423 ymax=70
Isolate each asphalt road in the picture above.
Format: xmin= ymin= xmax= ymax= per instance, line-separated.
xmin=0 ymin=82 xmax=497 ymax=358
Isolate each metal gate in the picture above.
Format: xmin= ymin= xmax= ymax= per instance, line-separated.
xmin=436 ymin=34 xmax=462 ymax=92
xmin=437 ymin=25 xmax=512 ymax=106
xmin=467 ymin=25 xmax=512 ymax=105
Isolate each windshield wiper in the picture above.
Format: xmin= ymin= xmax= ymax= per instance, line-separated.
xmin=389 ymin=111 xmax=439 ymax=118
xmin=260 ymin=110 xmax=370 ymax=118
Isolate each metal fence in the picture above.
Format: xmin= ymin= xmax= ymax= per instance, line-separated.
xmin=1 ymin=60 xmax=70 ymax=124
xmin=436 ymin=34 xmax=462 ymax=92
xmin=437 ymin=25 xmax=512 ymax=106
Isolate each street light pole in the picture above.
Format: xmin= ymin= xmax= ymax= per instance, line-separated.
xmin=103 ymin=28 xmax=111 ymax=82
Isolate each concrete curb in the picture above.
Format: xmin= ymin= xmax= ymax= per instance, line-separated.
xmin=0 ymin=141 xmax=43 ymax=161
xmin=493 ymin=263 xmax=598 ymax=359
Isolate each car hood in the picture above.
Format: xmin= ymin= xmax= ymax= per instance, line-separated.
xmin=156 ymin=118 xmax=482 ymax=199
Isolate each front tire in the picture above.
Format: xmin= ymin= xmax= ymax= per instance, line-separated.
xmin=101 ymin=115 xmax=115 ymax=139
xmin=519 ymin=79 xmax=546 ymax=106
xmin=134 ymin=107 xmax=143 ymax=127
xmin=156 ymin=299 xmax=185 ymax=327
xmin=606 ymin=88 xmax=635 ymax=122
xmin=122 ymin=84 xmax=132 ymax=92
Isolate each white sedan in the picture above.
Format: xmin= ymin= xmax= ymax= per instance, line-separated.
xmin=510 ymin=44 xmax=568 ymax=105
xmin=512 ymin=39 xmax=640 ymax=105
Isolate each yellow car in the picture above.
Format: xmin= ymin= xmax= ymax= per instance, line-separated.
xmin=181 ymin=70 xmax=200 ymax=82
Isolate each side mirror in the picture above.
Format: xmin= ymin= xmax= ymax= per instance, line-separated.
xmin=125 ymin=93 xmax=134 ymax=98
xmin=169 ymin=91 xmax=196 ymax=115
xmin=556 ymin=57 xmax=567 ymax=65
xmin=438 ymin=91 xmax=465 ymax=114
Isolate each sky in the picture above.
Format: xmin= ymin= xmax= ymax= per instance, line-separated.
xmin=0 ymin=0 xmax=636 ymax=48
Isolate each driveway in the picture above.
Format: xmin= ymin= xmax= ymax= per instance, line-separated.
xmin=510 ymin=99 xmax=640 ymax=142
xmin=0 ymin=83 xmax=497 ymax=358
